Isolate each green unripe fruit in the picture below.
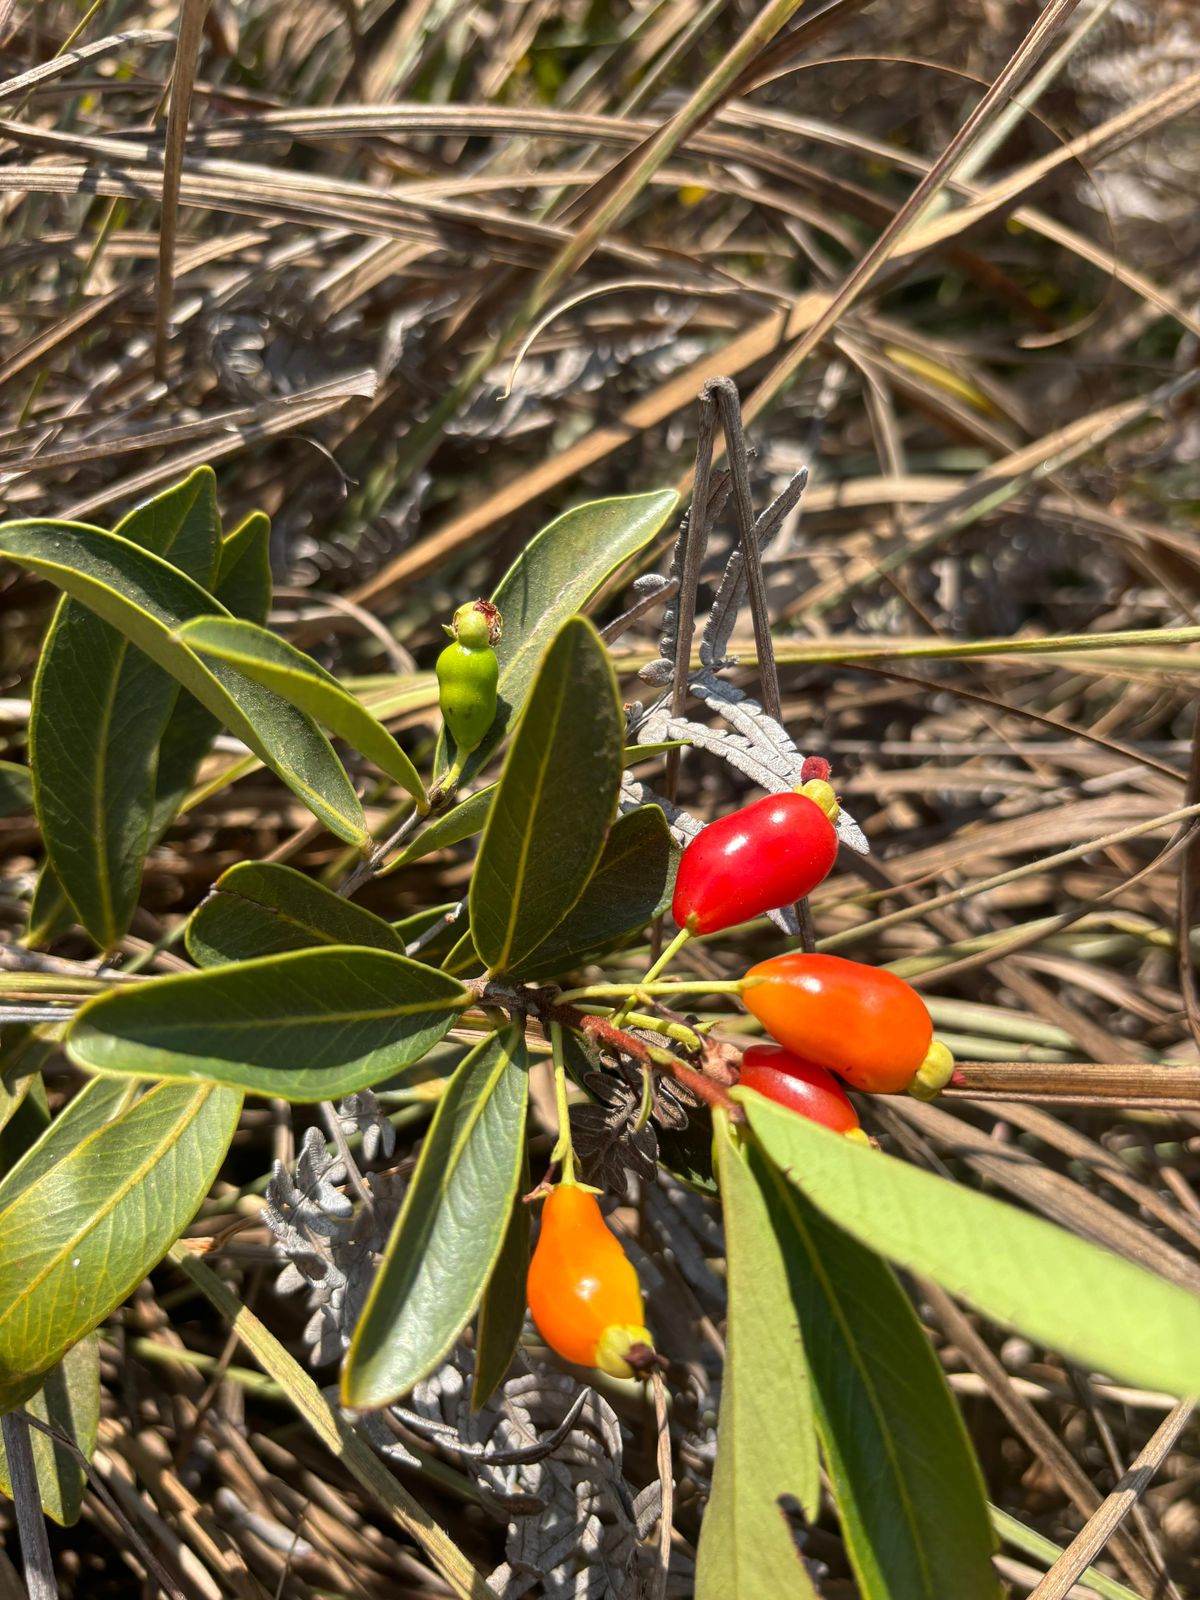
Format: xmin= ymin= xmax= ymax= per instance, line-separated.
xmin=437 ymin=599 xmax=502 ymax=757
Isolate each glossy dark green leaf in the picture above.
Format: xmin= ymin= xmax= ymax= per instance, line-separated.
xmin=383 ymin=785 xmax=497 ymax=873
xmin=744 ymin=1093 xmax=1200 ymax=1397
xmin=0 ymin=1076 xmax=139 ymax=1208
xmin=747 ymin=1134 xmax=999 ymax=1600
xmin=441 ymin=929 xmax=481 ymax=977
xmin=0 ymin=1336 xmax=99 ymax=1525
xmin=343 ymin=1024 xmax=528 ymax=1407
xmin=512 ymin=806 xmax=676 ymax=982
xmin=186 ymin=860 xmax=406 ymax=968
xmin=66 ymin=947 xmax=468 ymax=1102
xmin=437 ymin=490 xmax=677 ymax=783
xmin=0 ymin=760 xmax=32 ymax=818
xmin=0 ymin=518 xmax=367 ymax=846
xmin=470 ymin=618 xmax=623 ymax=975
xmin=471 ymin=1146 xmax=531 ymax=1411
xmin=179 ymin=615 xmax=428 ymax=808
xmin=696 ymin=1122 xmax=819 ymax=1600
xmin=150 ymin=509 xmax=273 ymax=838
xmin=0 ymin=1079 xmax=241 ymax=1412
xmin=28 ymin=470 xmax=220 ymax=948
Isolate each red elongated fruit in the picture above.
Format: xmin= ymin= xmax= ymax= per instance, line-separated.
xmin=737 ymin=1043 xmax=864 ymax=1136
xmin=743 ymin=952 xmax=954 ymax=1098
xmin=526 ymin=1184 xmax=653 ymax=1378
xmin=672 ymin=780 xmax=839 ymax=936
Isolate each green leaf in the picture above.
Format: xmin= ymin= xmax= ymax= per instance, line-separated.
xmin=178 ymin=615 xmax=428 ymax=808
xmin=0 ymin=518 xmax=367 ymax=846
xmin=0 ymin=1336 xmax=99 ymax=1525
xmin=748 ymin=1135 xmax=998 ymax=1600
xmin=442 ymin=929 xmax=481 ymax=978
xmin=438 ymin=490 xmax=677 ymax=782
xmin=471 ymin=1146 xmax=531 ymax=1410
xmin=696 ymin=1123 xmax=819 ymax=1600
xmin=66 ymin=948 xmax=468 ymax=1102
xmin=0 ymin=1079 xmax=241 ymax=1412
xmin=382 ymin=785 xmax=497 ymax=874
xmin=343 ymin=1024 xmax=528 ymax=1407
xmin=186 ymin=861 xmax=407 ymax=968
xmin=0 ymin=1032 xmax=51 ymax=1177
xmin=470 ymin=617 xmax=623 ymax=975
xmin=744 ymin=1094 xmax=1200 ymax=1398
xmin=512 ymin=806 xmax=676 ymax=982
xmin=0 ymin=1076 xmax=139 ymax=1209
xmin=25 ymin=863 xmax=73 ymax=948
xmin=0 ymin=760 xmax=33 ymax=818
xmin=150 ymin=508 xmax=273 ymax=839
xmin=28 ymin=470 xmax=221 ymax=949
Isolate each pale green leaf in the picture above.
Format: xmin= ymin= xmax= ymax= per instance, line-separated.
xmin=0 ymin=1337 xmax=99 ymax=1525
xmin=696 ymin=1122 xmax=819 ymax=1600
xmin=748 ymin=1135 xmax=999 ymax=1600
xmin=744 ymin=1094 xmax=1200 ymax=1397
xmin=0 ymin=1079 xmax=241 ymax=1412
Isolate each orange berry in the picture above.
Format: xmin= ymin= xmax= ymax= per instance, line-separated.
xmin=526 ymin=1185 xmax=652 ymax=1378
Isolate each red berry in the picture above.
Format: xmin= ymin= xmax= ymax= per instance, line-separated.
xmin=742 ymin=953 xmax=954 ymax=1098
xmin=738 ymin=1044 xmax=861 ymax=1134
xmin=672 ymin=787 xmax=838 ymax=936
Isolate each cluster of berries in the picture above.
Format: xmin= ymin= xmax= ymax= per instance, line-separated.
xmin=437 ymin=606 xmax=952 ymax=1378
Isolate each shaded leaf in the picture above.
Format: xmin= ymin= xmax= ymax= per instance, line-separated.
xmin=512 ymin=805 xmax=677 ymax=982
xmin=66 ymin=947 xmax=468 ymax=1102
xmin=748 ymin=1133 xmax=998 ymax=1600
xmin=343 ymin=1024 xmax=528 ymax=1407
xmin=383 ymin=785 xmax=497 ymax=874
xmin=438 ymin=490 xmax=677 ymax=782
xmin=696 ymin=1120 xmax=819 ymax=1599
xmin=744 ymin=1094 xmax=1200 ymax=1397
xmin=0 ymin=1336 xmax=99 ymax=1526
xmin=471 ymin=1146 xmax=531 ymax=1411
xmin=179 ymin=614 xmax=428 ymax=807
xmin=0 ymin=518 xmax=367 ymax=845
xmin=0 ymin=1079 xmax=241 ymax=1411
xmin=470 ymin=617 xmax=623 ymax=975
xmin=186 ymin=860 xmax=406 ymax=967
xmin=28 ymin=469 xmax=220 ymax=948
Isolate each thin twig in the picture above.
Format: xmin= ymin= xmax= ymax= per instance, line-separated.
xmin=0 ymin=1412 xmax=55 ymax=1600
xmin=650 ymin=1369 xmax=673 ymax=1600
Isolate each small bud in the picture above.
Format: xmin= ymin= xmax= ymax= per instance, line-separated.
xmin=451 ymin=598 xmax=502 ymax=649
xmin=800 ymin=755 xmax=831 ymax=783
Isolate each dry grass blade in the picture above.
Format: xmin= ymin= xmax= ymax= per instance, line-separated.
xmin=1028 ymin=1401 xmax=1196 ymax=1600
xmin=737 ymin=0 xmax=1089 ymax=429
xmin=155 ymin=0 xmax=211 ymax=380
